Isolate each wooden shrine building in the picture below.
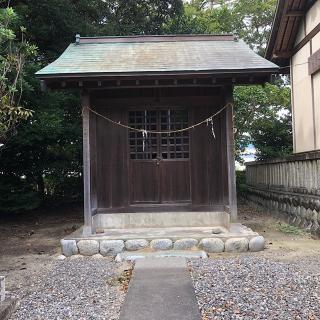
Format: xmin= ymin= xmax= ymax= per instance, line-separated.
xmin=37 ymin=35 xmax=278 ymax=236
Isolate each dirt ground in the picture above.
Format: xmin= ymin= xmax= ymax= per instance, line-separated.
xmin=0 ymin=203 xmax=83 ymax=292
xmin=1 ymin=202 xmax=320 ymax=292
xmin=238 ymin=203 xmax=320 ymax=263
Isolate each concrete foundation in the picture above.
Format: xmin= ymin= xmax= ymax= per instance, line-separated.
xmin=92 ymin=211 xmax=230 ymax=230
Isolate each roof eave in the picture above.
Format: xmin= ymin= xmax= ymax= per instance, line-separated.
xmin=266 ymin=0 xmax=285 ymax=61
xmin=36 ymin=68 xmax=280 ymax=80
xmin=266 ymin=0 xmax=317 ymax=65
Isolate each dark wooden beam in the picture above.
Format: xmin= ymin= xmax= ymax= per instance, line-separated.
xmin=309 ymin=48 xmax=320 ymax=75
xmin=285 ymin=11 xmax=304 ymax=17
xmin=294 ymin=21 xmax=320 ymax=54
xmin=274 ymin=0 xmax=291 ymax=53
xmin=45 ymin=74 xmax=273 ymax=91
xmin=266 ymin=0 xmax=312 ymax=62
xmin=224 ymin=86 xmax=237 ymax=222
xmin=89 ymin=103 xmax=98 ymax=219
xmin=82 ymin=93 xmax=93 ymax=236
xmin=273 ymin=51 xmax=292 ymax=58
xmin=40 ymin=80 xmax=47 ymax=92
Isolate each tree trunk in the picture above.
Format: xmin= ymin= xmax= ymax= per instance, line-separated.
xmin=37 ymin=174 xmax=45 ymax=196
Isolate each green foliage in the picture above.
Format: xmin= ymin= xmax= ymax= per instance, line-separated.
xmin=102 ymin=0 xmax=184 ymax=36
xmin=236 ymin=170 xmax=248 ymax=198
xmin=1 ymin=0 xmax=184 ymax=213
xmin=234 ymin=83 xmax=292 ymax=161
xmin=164 ymin=2 xmax=234 ymax=34
xmin=14 ymin=0 xmax=183 ymax=60
xmin=0 ymin=175 xmax=41 ymax=213
xmin=14 ymin=0 xmax=110 ymax=60
xmin=0 ymin=6 xmax=37 ymax=142
xmin=165 ymin=0 xmax=277 ymax=54
xmin=277 ymin=222 xmax=304 ymax=235
xmin=0 ymin=88 xmax=83 ymax=209
xmin=165 ymin=0 xmax=292 ymax=160
xmin=250 ymin=108 xmax=293 ymax=160
xmin=231 ymin=0 xmax=278 ymax=55
xmin=0 ymin=0 xmax=293 ymax=213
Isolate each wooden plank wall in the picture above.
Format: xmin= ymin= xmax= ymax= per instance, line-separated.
xmin=190 ymin=102 xmax=227 ymax=206
xmin=95 ymin=106 xmax=130 ymax=209
xmin=90 ymin=87 xmax=229 ymax=211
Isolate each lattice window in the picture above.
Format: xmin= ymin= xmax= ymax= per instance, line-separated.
xmin=128 ymin=109 xmax=189 ymax=160
xmin=129 ymin=111 xmax=157 ymax=159
xmin=160 ymin=110 xmax=189 ymax=159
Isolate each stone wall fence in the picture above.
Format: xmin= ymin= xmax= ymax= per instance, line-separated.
xmin=246 ymin=151 xmax=320 ymax=234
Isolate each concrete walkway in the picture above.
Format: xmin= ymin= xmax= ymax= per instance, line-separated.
xmin=119 ymin=258 xmax=202 ymax=320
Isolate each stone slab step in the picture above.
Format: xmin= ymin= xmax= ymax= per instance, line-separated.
xmin=115 ymin=250 xmax=208 ymax=262
xmin=66 ymin=223 xmax=258 ymax=241
xmin=119 ymin=257 xmax=201 ymax=320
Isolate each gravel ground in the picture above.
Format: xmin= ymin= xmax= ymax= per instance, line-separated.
xmin=190 ymin=256 xmax=320 ymax=320
xmin=9 ymin=256 xmax=128 ymax=320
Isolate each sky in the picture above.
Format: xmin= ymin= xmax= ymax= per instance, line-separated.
xmin=236 ymin=144 xmax=256 ymax=171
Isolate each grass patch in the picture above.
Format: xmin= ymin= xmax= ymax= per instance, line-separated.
xmin=277 ymin=222 xmax=303 ymax=235
xmin=106 ymin=267 xmax=133 ymax=292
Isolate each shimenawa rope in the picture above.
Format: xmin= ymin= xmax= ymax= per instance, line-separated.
xmin=86 ymin=102 xmax=233 ymax=135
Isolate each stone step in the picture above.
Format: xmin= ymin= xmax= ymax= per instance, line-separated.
xmin=61 ymin=234 xmax=265 ymax=257
xmin=115 ymin=250 xmax=208 ymax=262
xmin=61 ymin=224 xmax=265 ymax=257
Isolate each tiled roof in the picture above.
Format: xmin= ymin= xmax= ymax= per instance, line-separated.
xmin=36 ymin=35 xmax=279 ymax=78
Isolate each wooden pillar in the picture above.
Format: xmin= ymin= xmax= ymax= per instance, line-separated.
xmin=90 ymin=109 xmax=98 ymax=213
xmin=82 ymin=92 xmax=93 ymax=236
xmin=225 ymin=86 xmax=238 ymax=222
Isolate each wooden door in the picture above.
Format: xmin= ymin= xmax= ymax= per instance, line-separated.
xmin=129 ymin=109 xmax=190 ymax=204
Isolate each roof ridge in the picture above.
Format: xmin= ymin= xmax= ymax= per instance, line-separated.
xmin=76 ymin=34 xmax=236 ymax=45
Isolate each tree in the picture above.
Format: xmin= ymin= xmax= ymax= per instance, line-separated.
xmin=0 ymin=84 xmax=83 ymax=211
xmin=13 ymin=0 xmax=183 ymax=60
xmin=0 ymin=0 xmax=185 ymax=212
xmin=232 ymin=0 xmax=278 ymax=55
xmin=0 ymin=6 xmax=36 ymax=142
xmin=165 ymin=0 xmax=277 ymax=54
xmin=250 ymin=111 xmax=292 ymax=160
xmin=234 ymin=83 xmax=292 ymax=160
xmin=164 ymin=1 xmax=234 ymax=34
xmin=102 ymin=0 xmax=184 ymax=35
xmin=165 ymin=0 xmax=291 ymax=161
xmin=0 ymin=0 xmax=291 ymax=212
